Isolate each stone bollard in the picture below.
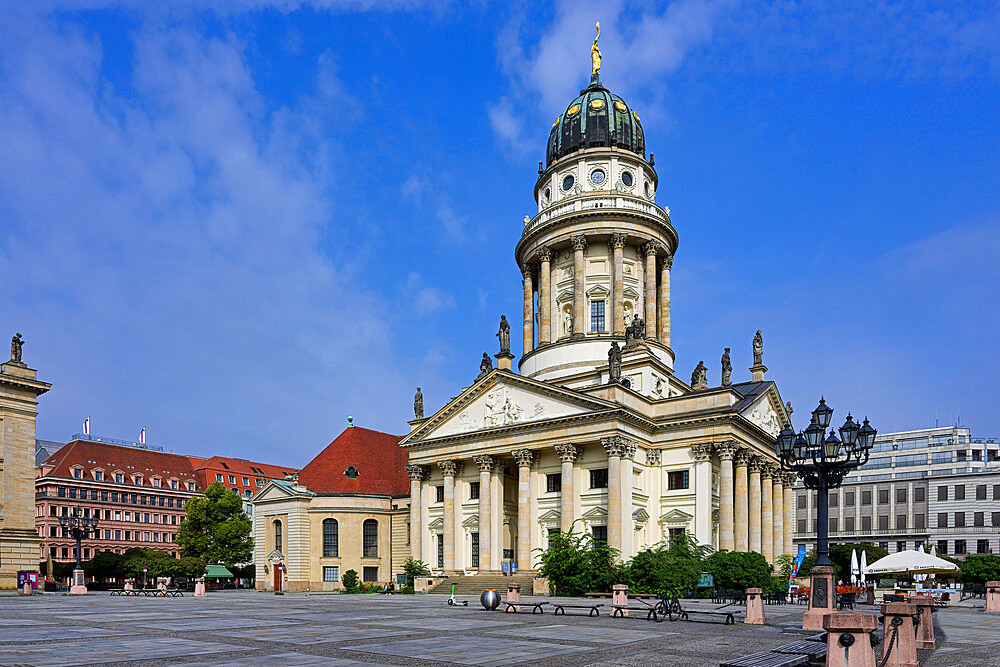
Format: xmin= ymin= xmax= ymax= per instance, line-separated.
xmin=506 ymin=582 xmax=521 ymax=612
xmin=612 ymin=584 xmax=629 ymax=617
xmin=879 ymin=602 xmax=919 ymax=667
xmin=911 ymin=594 xmax=936 ymax=649
xmin=124 ymin=581 xmax=133 ymax=591
xmin=744 ymin=587 xmax=765 ymax=625
xmin=194 ymin=577 xmax=207 ymax=597
xmin=804 ymin=565 xmax=837 ymax=630
xmin=69 ymin=568 xmax=87 ymax=595
xmin=986 ymin=581 xmax=1000 ymax=615
xmin=21 ymin=581 xmax=32 ymax=596
xmin=823 ymin=610 xmax=880 ymax=667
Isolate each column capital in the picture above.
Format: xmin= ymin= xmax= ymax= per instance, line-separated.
xmin=716 ymin=441 xmax=738 ymax=461
xmin=748 ymin=456 xmax=765 ymax=473
xmin=781 ymin=471 xmax=798 ymax=486
xmin=609 ymin=232 xmax=628 ymax=249
xmin=771 ymin=472 xmax=785 ymax=488
xmin=760 ymin=462 xmax=776 ymax=480
xmin=691 ymin=443 xmax=714 ymax=462
xmin=553 ymin=443 xmax=581 ymax=463
xmin=642 ymin=240 xmax=660 ymax=257
xmin=537 ymin=247 xmax=553 ymax=263
xmin=404 ymin=464 xmax=427 ymax=481
xmin=645 ymin=448 xmax=661 ymax=465
xmin=521 ymin=263 xmax=534 ymax=280
xmin=601 ymin=435 xmax=634 ymax=458
xmin=734 ymin=448 xmax=752 ymax=466
xmin=438 ymin=460 xmax=462 ymax=477
xmin=511 ymin=449 xmax=536 ymax=468
xmin=473 ymin=454 xmax=496 ymax=472
xmin=660 ymin=254 xmax=674 ymax=270
xmin=571 ymin=234 xmax=588 ymax=251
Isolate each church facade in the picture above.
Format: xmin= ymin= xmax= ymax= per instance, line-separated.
xmin=400 ymin=61 xmax=794 ymax=573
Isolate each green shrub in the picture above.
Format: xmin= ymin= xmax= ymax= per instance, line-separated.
xmin=622 ymin=541 xmax=702 ymax=597
xmin=401 ymin=585 xmax=415 ymax=594
xmin=959 ymin=554 xmax=1000 ymax=584
xmin=535 ymin=524 xmax=620 ymax=596
xmin=703 ymin=551 xmax=771 ymax=590
xmin=341 ymin=569 xmax=358 ymax=590
xmin=403 ymin=557 xmax=430 ymax=586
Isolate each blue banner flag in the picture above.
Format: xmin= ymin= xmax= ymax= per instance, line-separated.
xmin=788 ymin=545 xmax=807 ymax=584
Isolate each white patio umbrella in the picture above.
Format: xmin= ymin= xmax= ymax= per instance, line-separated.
xmin=850 ymin=549 xmax=859 ymax=586
xmin=863 ymin=549 xmax=959 ymax=578
xmin=860 ymin=551 xmax=868 ymax=587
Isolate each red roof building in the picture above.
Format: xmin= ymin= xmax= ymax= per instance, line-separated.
xmin=193 ymin=457 xmax=297 ymax=501
xmin=297 ymin=427 xmax=409 ymax=497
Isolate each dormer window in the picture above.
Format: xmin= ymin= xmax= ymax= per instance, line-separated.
xmin=344 ymin=465 xmax=359 ymax=479
xmin=151 ymin=477 xmax=161 ymax=488
xmin=93 ymin=470 xmax=104 ymax=482
xmin=170 ymin=479 xmax=178 ymax=490
xmin=72 ymin=467 xmax=83 ymax=479
xmin=115 ymin=472 xmax=124 ymax=484
xmin=134 ymin=475 xmax=143 ymax=486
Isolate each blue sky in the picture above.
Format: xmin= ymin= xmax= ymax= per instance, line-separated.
xmin=2 ymin=1 xmax=998 ymax=466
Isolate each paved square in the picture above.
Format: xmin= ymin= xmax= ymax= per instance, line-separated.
xmin=345 ymin=635 xmax=591 ymax=666
xmin=495 ymin=624 xmax=675 ymax=643
xmin=214 ymin=624 xmax=403 ymax=644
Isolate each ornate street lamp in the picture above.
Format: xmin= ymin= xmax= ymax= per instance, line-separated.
xmin=773 ymin=397 xmax=876 ymax=629
xmin=58 ymin=507 xmax=99 ymax=593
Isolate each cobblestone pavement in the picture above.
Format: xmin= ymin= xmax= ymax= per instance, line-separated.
xmin=0 ymin=592 xmax=998 ymax=666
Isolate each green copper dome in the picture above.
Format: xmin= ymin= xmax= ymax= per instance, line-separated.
xmin=546 ymin=75 xmax=646 ymax=167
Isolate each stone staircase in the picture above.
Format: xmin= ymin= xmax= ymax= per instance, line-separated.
xmin=428 ymin=573 xmax=535 ymax=595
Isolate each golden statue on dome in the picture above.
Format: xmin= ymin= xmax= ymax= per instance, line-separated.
xmin=591 ymin=21 xmax=602 ymax=75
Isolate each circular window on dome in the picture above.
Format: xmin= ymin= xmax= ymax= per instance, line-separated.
xmin=590 ymin=98 xmax=605 ymax=110
xmin=615 ymin=101 xmax=627 ymax=112
xmin=567 ymin=104 xmax=580 ymax=116
xmin=633 ymin=111 xmax=641 ymax=123
xmin=562 ymin=175 xmax=575 ymax=191
xmin=621 ymin=171 xmax=633 ymax=187
xmin=590 ymin=169 xmax=606 ymax=185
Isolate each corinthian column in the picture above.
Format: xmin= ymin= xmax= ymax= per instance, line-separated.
xmin=512 ymin=450 xmax=535 ymax=569
xmin=554 ymin=444 xmax=580 ymax=531
xmin=602 ymin=436 xmax=625 ymax=552
xmin=783 ymin=472 xmax=796 ymax=557
xmin=438 ymin=460 xmax=460 ymax=571
xmin=642 ymin=241 xmax=658 ymax=341
xmin=473 ymin=455 xmax=495 ymax=571
xmin=692 ymin=443 xmax=714 ymax=546
xmin=659 ymin=254 xmax=672 ymax=346
xmin=610 ymin=233 xmax=627 ymax=336
xmin=404 ymin=465 xmax=426 ymax=561
xmin=772 ymin=471 xmax=785 ymax=559
xmin=571 ymin=235 xmax=587 ymax=337
xmin=717 ymin=442 xmax=736 ymax=551
xmin=522 ymin=264 xmax=534 ymax=354
xmin=537 ymin=249 xmax=552 ymax=345
xmin=760 ymin=464 xmax=774 ymax=562
xmin=748 ymin=458 xmax=762 ymax=554
xmin=734 ymin=449 xmax=750 ymax=552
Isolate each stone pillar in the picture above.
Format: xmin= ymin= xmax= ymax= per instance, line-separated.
xmin=194 ymin=577 xmax=206 ymax=597
xmin=522 ymin=263 xmax=534 ymax=354
xmin=612 ymin=583 xmax=629 ymax=616
xmin=550 ymin=256 xmax=559 ymax=342
xmin=512 ymin=450 xmax=535 ymax=570
xmin=610 ymin=233 xmax=627 ymax=336
xmin=405 ymin=465 xmax=426 ymax=562
xmin=603 ymin=438 xmax=623 ymax=552
xmin=760 ymin=464 xmax=774 ymax=562
xmin=912 ymin=594 xmax=936 ymax=649
xmin=554 ymin=444 xmax=580 ymax=532
xmin=772 ymin=473 xmax=784 ymax=559
xmin=70 ymin=568 xmax=87 ymax=595
xmin=783 ymin=473 xmax=795 ymax=557
xmin=491 ymin=460 xmax=503 ymax=571
xmin=879 ymin=602 xmax=919 ymax=667
xmin=642 ymin=241 xmax=658 ymax=341
xmin=620 ymin=441 xmax=635 ymax=558
xmin=744 ymin=587 xmax=765 ymax=624
xmin=659 ymin=254 xmax=672 ymax=346
xmin=803 ymin=564 xmax=836 ymax=630
xmin=537 ymin=248 xmax=552 ymax=345
xmin=718 ymin=443 xmax=736 ymax=551
xmin=438 ymin=461 xmax=460 ymax=571
xmin=506 ymin=581 xmax=521 ymax=611
xmin=692 ymin=444 xmax=714 ymax=546
xmin=987 ymin=580 xmax=1000 ymax=614
xmin=748 ymin=459 xmax=762 ymax=554
xmin=474 ymin=456 xmax=494 ymax=571
xmin=571 ymin=235 xmax=587 ymax=337
xmin=734 ymin=450 xmax=750 ymax=552
xmin=823 ymin=611 xmax=880 ymax=667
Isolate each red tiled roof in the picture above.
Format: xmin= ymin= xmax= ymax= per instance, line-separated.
xmin=297 ymin=427 xmax=408 ymax=497
xmin=40 ymin=440 xmax=201 ymax=484
xmin=194 ymin=456 xmax=295 ymax=479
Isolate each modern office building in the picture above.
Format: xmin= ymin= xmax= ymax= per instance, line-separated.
xmin=793 ymin=425 xmax=1000 ymax=557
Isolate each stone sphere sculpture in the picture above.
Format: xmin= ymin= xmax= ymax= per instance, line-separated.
xmin=480 ymin=588 xmax=501 ymax=611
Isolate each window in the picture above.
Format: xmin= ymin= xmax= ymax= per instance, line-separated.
xmin=878 ymin=489 xmax=889 ymax=504
xmin=323 ymin=519 xmax=339 ymax=557
xmin=437 ymin=534 xmax=444 ymax=569
xmin=977 ymin=540 xmax=990 ymax=554
xmin=667 ymin=470 xmax=690 ymax=490
xmin=363 ymin=567 xmax=379 ymax=582
xmin=896 ymin=488 xmax=907 ymax=503
xmin=937 ymin=540 xmax=948 ymax=554
xmin=937 ymin=485 xmax=948 ymax=501
xmin=344 ymin=466 xmax=359 ymax=479
xmin=798 ymin=494 xmax=807 ymax=507
xmin=68 ymin=488 xmax=77 ymax=499
xmin=101 ymin=491 xmax=108 ymax=501
xmin=845 ymin=517 xmax=855 ymax=531
xmin=546 ymin=474 xmax=561 ymax=493
xmin=954 ymin=540 xmax=966 ymax=555
xmin=244 ymin=489 xmax=252 ymax=497
xmin=435 ymin=486 xmax=444 ymax=503
xmin=829 ymin=492 xmax=838 ymax=507
xmin=590 ymin=300 xmax=606 ymax=333
xmin=469 ymin=481 xmax=480 ymax=500
xmin=323 ymin=566 xmax=339 ymax=582
xmin=171 ymin=480 xmax=178 ymax=489
xmin=976 ymin=485 xmax=987 ymax=500
xmin=590 ymin=468 xmax=608 ymax=489
xmin=955 ymin=485 xmax=966 ymax=500
xmin=797 ymin=519 xmax=806 ymax=533
xmin=862 ymin=490 xmax=872 ymax=505
xmin=228 ymin=475 xmax=236 ymax=484
xmin=94 ymin=471 xmax=103 ymax=481
xmin=591 ymin=525 xmax=608 ymax=544
xmin=878 ymin=515 xmax=889 ymax=530
xmin=242 ymin=477 xmax=250 ymax=486
xmin=973 ymin=449 xmax=982 ymax=461
xmin=862 ymin=516 xmax=872 ymax=531
xmin=955 ymin=512 xmax=966 ymax=528
xmin=896 ymin=515 xmax=906 ymax=530
xmin=256 ymin=479 xmax=263 ymax=487
xmin=879 ymin=541 xmax=889 ymax=551
xmin=273 ymin=520 xmax=282 ymax=552
xmin=974 ymin=512 xmax=984 ymax=527
xmin=215 ymin=473 xmax=223 ymax=482
xmin=914 ymin=487 xmax=925 ymax=502
xmin=829 ymin=518 xmax=838 ymax=532
xmin=914 ymin=514 xmax=925 ymax=529
xmin=562 ymin=174 xmax=574 ymax=191
xmin=993 ymin=512 xmax=1000 ymax=527
xmin=994 ymin=485 xmax=1000 ymax=500
xmin=471 ymin=532 xmax=479 ymax=568
xmin=956 ymin=450 xmax=967 ymax=461
xmin=73 ymin=468 xmax=82 ymax=479
xmin=937 ymin=513 xmax=948 ymax=528
xmin=844 ymin=491 xmax=855 ymax=505
xmin=363 ymin=519 xmax=378 ymax=558
xmin=897 ymin=541 xmax=906 ymax=552
xmin=669 ymin=527 xmax=686 ymax=542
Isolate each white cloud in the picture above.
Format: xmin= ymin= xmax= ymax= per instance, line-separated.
xmin=403 ymin=272 xmax=456 ymax=316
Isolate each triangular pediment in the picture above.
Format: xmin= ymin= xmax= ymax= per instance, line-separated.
xmin=428 ymin=517 xmax=444 ymax=530
xmin=659 ymin=509 xmax=694 ymax=524
xmin=741 ymin=392 xmax=783 ymax=438
xmin=632 ymin=508 xmax=650 ymax=521
xmin=461 ymin=515 xmax=479 ymax=528
xmin=402 ymin=371 xmax=615 ymax=443
xmin=253 ymin=479 xmax=313 ymax=502
xmin=582 ymin=506 xmax=608 ymax=520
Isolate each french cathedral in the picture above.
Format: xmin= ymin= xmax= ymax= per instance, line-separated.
xmin=400 ymin=50 xmax=793 ymax=573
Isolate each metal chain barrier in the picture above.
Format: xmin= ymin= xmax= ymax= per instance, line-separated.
xmin=876 ymin=616 xmax=903 ymax=667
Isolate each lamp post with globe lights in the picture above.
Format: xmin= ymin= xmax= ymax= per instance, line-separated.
xmin=58 ymin=507 xmax=99 ymax=595
xmin=773 ymin=397 xmax=877 ymax=629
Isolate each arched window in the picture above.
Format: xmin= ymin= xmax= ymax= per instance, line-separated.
xmin=273 ymin=519 xmax=282 ymax=552
xmin=322 ymin=519 xmax=339 ymax=557
xmin=344 ymin=465 xmax=359 ymax=479
xmin=363 ymin=519 xmax=378 ymax=557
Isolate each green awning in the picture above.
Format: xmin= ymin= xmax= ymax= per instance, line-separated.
xmin=205 ymin=565 xmax=234 ymax=578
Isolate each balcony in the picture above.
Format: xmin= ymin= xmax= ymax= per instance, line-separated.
xmin=522 ymin=193 xmax=671 ymax=237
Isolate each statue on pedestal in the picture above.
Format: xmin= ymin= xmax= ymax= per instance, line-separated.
xmin=414 ymin=387 xmax=424 ymax=420
xmin=721 ymin=347 xmax=732 ymax=386
xmin=691 ymin=361 xmax=707 ymax=390
xmin=608 ymin=342 xmax=622 ymax=383
xmin=496 ymin=316 xmax=510 ymax=355
xmin=624 ymin=315 xmax=645 ymax=348
xmin=10 ymin=332 xmax=23 ymax=364
xmin=753 ymin=329 xmax=764 ymax=366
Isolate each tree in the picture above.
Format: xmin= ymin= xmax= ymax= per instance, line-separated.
xmin=703 ymin=551 xmax=771 ymax=590
xmin=535 ymin=525 xmax=620 ymax=596
xmin=84 ymin=551 xmax=125 ymax=580
xmin=773 ymin=553 xmax=793 ymax=580
xmin=342 ymin=569 xmax=359 ymax=590
xmin=828 ymin=542 xmax=887 ymax=581
xmin=959 ymin=554 xmax=1000 ymax=584
xmin=402 ymin=557 xmax=430 ymax=586
xmin=176 ymin=482 xmax=253 ymax=567
xmin=624 ymin=542 xmax=701 ymax=597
